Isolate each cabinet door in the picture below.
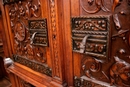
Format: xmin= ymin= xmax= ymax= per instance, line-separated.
xmin=1 ymin=0 xmax=66 ymax=87
xmin=63 ymin=0 xmax=130 ymax=87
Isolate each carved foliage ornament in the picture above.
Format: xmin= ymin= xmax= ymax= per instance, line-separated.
xmin=13 ymin=55 xmax=52 ymax=77
xmin=8 ymin=0 xmax=48 ymax=64
xmin=82 ymin=56 xmax=102 ymax=79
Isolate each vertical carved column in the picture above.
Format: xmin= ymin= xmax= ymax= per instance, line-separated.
xmin=49 ymin=0 xmax=65 ymax=84
xmin=50 ymin=0 xmax=60 ymax=78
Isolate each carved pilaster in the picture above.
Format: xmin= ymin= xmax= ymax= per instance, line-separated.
xmin=49 ymin=0 xmax=60 ymax=78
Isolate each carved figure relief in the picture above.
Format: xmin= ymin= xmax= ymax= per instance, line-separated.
xmin=14 ymin=21 xmax=26 ymax=41
xmin=110 ymin=56 xmax=130 ymax=86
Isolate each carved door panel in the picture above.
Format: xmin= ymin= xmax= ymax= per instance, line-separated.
xmin=2 ymin=0 xmax=66 ymax=87
xmin=4 ymin=0 xmax=52 ymax=74
xmin=70 ymin=0 xmax=130 ymax=87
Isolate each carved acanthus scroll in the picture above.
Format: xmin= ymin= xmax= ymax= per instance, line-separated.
xmin=82 ymin=56 xmax=102 ymax=79
xmin=80 ymin=0 xmax=109 ymax=14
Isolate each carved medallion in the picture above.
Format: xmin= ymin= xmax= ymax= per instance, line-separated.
xmin=80 ymin=0 xmax=109 ymax=14
xmin=14 ymin=21 xmax=26 ymax=41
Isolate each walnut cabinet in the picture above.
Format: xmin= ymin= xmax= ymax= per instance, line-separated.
xmin=0 ymin=0 xmax=130 ymax=87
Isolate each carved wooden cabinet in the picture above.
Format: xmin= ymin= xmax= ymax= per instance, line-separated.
xmin=0 ymin=0 xmax=130 ymax=87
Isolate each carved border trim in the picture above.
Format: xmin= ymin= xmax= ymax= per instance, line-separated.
xmin=50 ymin=0 xmax=60 ymax=77
xmin=74 ymin=76 xmax=115 ymax=87
xmin=3 ymin=0 xmax=20 ymax=5
xmin=13 ymin=55 xmax=52 ymax=77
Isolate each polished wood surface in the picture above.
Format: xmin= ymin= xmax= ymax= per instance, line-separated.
xmin=0 ymin=0 xmax=130 ymax=87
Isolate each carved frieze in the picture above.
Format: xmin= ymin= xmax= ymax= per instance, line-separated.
xmin=13 ymin=55 xmax=52 ymax=76
xmin=74 ymin=76 xmax=114 ymax=87
xmin=71 ymin=16 xmax=111 ymax=59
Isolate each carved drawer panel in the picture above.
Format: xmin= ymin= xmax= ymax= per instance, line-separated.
xmin=29 ymin=19 xmax=48 ymax=47
xmin=71 ymin=16 xmax=111 ymax=59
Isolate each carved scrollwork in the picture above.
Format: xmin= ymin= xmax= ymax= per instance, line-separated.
xmin=82 ymin=56 xmax=103 ymax=78
xmin=110 ymin=56 xmax=130 ymax=86
xmin=80 ymin=0 xmax=109 ymax=14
